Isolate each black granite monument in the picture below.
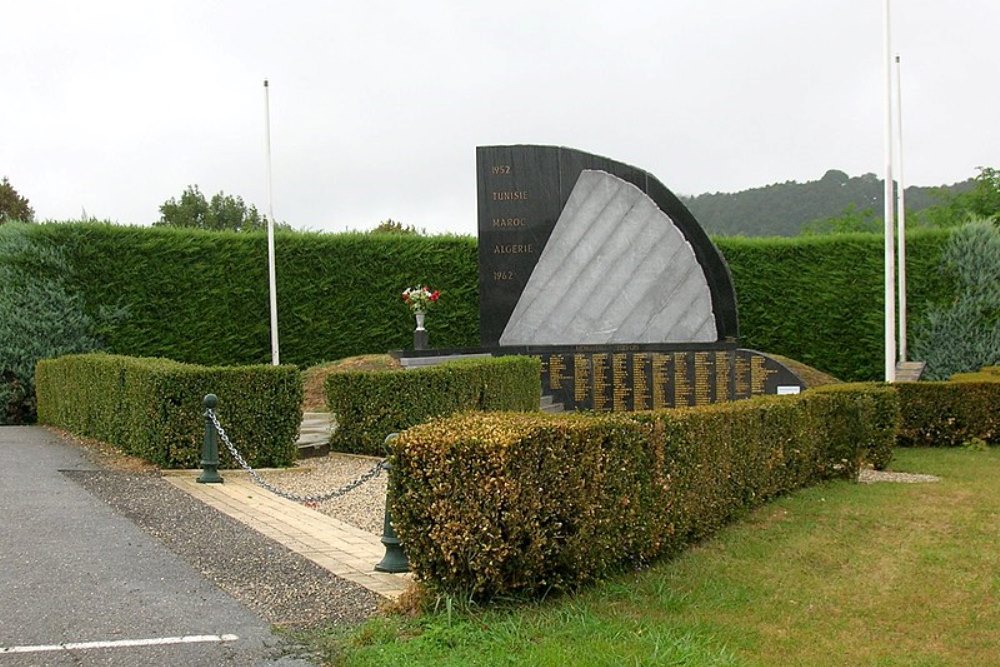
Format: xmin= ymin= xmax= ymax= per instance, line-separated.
xmin=398 ymin=144 xmax=803 ymax=410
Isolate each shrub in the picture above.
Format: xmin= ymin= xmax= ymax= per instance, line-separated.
xmin=894 ymin=379 xmax=1000 ymax=447
xmin=0 ymin=224 xmax=122 ymax=423
xmin=389 ymin=388 xmax=891 ymax=600
xmin=805 ymin=383 xmax=900 ymax=469
xmin=35 ymin=354 xmax=302 ymax=468
xmin=326 ymin=356 xmax=540 ymax=455
xmin=912 ymin=221 xmax=1000 ymax=379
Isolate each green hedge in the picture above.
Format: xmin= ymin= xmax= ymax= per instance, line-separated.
xmin=6 ymin=223 xmax=957 ymax=381
xmin=895 ymin=378 xmax=1000 ymax=447
xmin=326 ymin=356 xmax=540 ymax=455
xmin=35 ymin=354 xmax=302 ymax=468
xmin=717 ymin=229 xmax=953 ymax=381
xmin=389 ymin=386 xmax=896 ymax=600
xmin=22 ymin=223 xmax=479 ymax=367
xmin=805 ymin=383 xmax=900 ymax=470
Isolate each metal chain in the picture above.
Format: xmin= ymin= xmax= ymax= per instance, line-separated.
xmin=206 ymin=408 xmax=385 ymax=504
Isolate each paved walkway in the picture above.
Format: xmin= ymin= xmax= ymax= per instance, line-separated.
xmin=163 ymin=471 xmax=410 ymax=600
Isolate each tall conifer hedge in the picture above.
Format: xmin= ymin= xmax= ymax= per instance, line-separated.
xmin=13 ymin=223 xmax=954 ymax=381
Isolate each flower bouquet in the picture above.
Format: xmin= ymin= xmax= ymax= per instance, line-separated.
xmin=401 ymin=286 xmax=440 ymax=313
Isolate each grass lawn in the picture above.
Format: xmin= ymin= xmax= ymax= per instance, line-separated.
xmin=301 ymin=447 xmax=1000 ymax=666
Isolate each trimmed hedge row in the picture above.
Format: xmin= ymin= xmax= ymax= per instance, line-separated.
xmin=719 ymin=229 xmax=953 ymax=381
xmin=10 ymin=223 xmax=956 ymax=381
xmin=895 ymin=377 xmax=1000 ymax=447
xmin=326 ymin=356 xmax=540 ymax=455
xmin=23 ymin=223 xmax=480 ymax=367
xmin=35 ymin=354 xmax=302 ymax=468
xmin=389 ymin=385 xmax=898 ymax=600
xmin=806 ymin=382 xmax=901 ymax=469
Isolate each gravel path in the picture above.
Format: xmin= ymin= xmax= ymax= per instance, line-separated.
xmin=69 ymin=470 xmax=381 ymax=630
xmin=57 ymin=432 xmax=385 ymax=631
xmin=857 ymin=468 xmax=941 ymax=484
xmin=252 ymin=454 xmax=388 ymax=535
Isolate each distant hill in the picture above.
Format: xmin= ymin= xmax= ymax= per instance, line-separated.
xmin=680 ymin=170 xmax=974 ymax=237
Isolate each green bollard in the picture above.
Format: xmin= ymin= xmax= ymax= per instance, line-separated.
xmin=375 ymin=433 xmax=409 ymax=573
xmin=197 ymin=394 xmax=224 ymax=484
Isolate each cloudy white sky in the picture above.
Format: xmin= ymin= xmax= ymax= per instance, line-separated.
xmin=3 ymin=1 xmax=998 ymax=235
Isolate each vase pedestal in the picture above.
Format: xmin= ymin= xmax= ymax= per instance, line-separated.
xmin=413 ymin=311 xmax=428 ymax=350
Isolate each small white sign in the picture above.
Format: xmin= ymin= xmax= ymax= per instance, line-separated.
xmin=776 ymin=385 xmax=801 ymax=395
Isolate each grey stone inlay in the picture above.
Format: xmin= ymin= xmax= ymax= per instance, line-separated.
xmin=499 ymin=170 xmax=717 ymax=345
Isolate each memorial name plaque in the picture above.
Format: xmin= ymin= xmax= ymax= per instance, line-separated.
xmin=469 ymin=344 xmax=802 ymax=412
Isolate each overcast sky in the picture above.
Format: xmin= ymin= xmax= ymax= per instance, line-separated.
xmin=3 ymin=1 xmax=998 ymax=236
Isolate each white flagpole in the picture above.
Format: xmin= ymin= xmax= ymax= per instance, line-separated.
xmin=882 ymin=0 xmax=896 ymax=382
xmin=264 ymin=79 xmax=280 ymax=366
xmin=895 ymin=54 xmax=908 ymax=363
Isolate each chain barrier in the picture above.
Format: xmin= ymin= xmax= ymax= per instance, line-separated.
xmin=206 ymin=408 xmax=386 ymax=504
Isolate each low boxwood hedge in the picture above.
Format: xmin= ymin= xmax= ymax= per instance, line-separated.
xmin=389 ymin=386 xmax=897 ymax=600
xmin=325 ymin=355 xmax=540 ymax=456
xmin=35 ymin=353 xmax=302 ymax=468
xmin=805 ymin=383 xmax=900 ymax=469
xmin=895 ymin=377 xmax=1000 ymax=447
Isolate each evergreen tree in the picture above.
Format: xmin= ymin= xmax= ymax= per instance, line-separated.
xmin=0 ymin=177 xmax=34 ymax=224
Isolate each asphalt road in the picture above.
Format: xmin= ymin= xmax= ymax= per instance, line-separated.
xmin=0 ymin=426 xmax=315 ymax=667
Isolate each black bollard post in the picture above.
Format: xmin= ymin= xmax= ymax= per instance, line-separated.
xmin=197 ymin=394 xmax=224 ymax=484
xmin=375 ymin=433 xmax=409 ymax=573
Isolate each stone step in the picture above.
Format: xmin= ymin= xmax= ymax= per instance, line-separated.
xmin=540 ymin=394 xmax=565 ymax=413
xmin=399 ymin=353 xmax=493 ymax=369
xmin=896 ymin=360 xmax=926 ymax=382
xmin=296 ymin=412 xmax=333 ymax=459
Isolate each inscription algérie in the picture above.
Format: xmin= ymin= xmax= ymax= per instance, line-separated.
xmin=494 ymin=244 xmax=534 ymax=254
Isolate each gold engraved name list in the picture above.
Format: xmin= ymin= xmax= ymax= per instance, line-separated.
xmin=673 ymin=353 xmax=691 ymax=407
xmin=632 ymin=353 xmax=649 ymax=410
xmin=592 ymin=353 xmax=609 ymax=411
xmin=612 ymin=353 xmax=629 ymax=412
xmin=573 ymin=354 xmax=590 ymax=404
xmin=548 ymin=354 xmax=566 ymax=391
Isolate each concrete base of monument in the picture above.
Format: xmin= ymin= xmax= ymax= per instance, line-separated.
xmin=390 ymin=344 xmax=805 ymax=412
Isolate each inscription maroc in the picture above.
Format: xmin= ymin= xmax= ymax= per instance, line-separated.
xmin=494 ymin=244 xmax=534 ymax=254
xmin=492 ymin=217 xmax=526 ymax=228
xmin=491 ymin=191 xmax=529 ymax=201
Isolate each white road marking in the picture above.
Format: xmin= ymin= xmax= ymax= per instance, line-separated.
xmin=0 ymin=634 xmax=239 ymax=654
